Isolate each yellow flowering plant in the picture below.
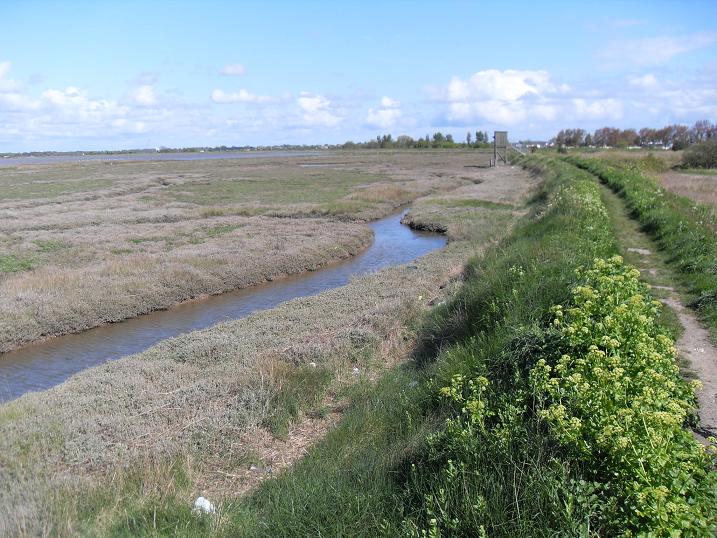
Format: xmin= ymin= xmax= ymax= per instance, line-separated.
xmin=532 ymin=256 xmax=716 ymax=534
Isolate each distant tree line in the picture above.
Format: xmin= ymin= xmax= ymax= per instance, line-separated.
xmin=552 ymin=119 xmax=717 ymax=150
xmin=341 ymin=131 xmax=492 ymax=149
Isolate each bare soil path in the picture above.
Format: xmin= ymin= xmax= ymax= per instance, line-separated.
xmin=599 ymin=184 xmax=717 ymax=439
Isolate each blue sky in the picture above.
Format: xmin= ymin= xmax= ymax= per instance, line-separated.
xmin=1 ymin=0 xmax=716 ymax=151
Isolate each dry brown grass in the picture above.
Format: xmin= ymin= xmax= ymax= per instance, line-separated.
xmin=0 ymin=155 xmax=540 ymax=536
xmin=659 ymin=170 xmax=717 ymax=207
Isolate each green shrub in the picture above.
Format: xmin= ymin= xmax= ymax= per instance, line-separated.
xmin=533 ymin=256 xmax=716 ymax=534
xmin=409 ymin=257 xmax=717 ymax=536
xmin=683 ymin=140 xmax=717 ymax=169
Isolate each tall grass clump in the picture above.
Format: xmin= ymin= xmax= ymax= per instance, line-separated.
xmin=566 ymin=156 xmax=717 ymax=338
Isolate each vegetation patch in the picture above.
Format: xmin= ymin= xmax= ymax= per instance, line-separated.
xmin=567 ymin=156 xmax=717 ymax=339
xmin=433 ymin=198 xmax=514 ymax=209
xmin=0 ymin=253 xmax=35 ymax=273
xmin=682 ymin=140 xmax=717 ymax=169
xmin=34 ymin=239 xmax=71 ymax=252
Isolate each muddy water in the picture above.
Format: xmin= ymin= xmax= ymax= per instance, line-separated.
xmin=0 ymin=211 xmax=445 ymax=402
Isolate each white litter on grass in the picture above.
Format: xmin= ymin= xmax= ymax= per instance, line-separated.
xmin=352 ymin=367 xmax=360 ymax=376
xmin=309 ymin=361 xmax=317 ymax=368
xmin=193 ymin=496 xmax=216 ymax=515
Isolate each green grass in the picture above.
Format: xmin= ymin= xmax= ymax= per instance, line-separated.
xmin=0 ymin=174 xmax=112 ymax=201
xmin=597 ymin=183 xmax=686 ymax=341
xmin=203 ymin=224 xmax=246 ymax=238
xmin=0 ymin=253 xmax=35 ymax=273
xmin=433 ymin=198 xmax=514 ymax=209
xmin=264 ymin=364 xmax=335 ymax=437
xmin=34 ymin=239 xmax=71 ymax=253
xmin=167 ymin=170 xmax=387 ymax=207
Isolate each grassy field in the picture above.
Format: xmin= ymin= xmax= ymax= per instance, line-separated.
xmin=0 ymin=152 xmax=535 ymax=536
xmin=659 ymin=170 xmax=717 ymax=207
xmin=0 ymin=151 xmax=487 ymax=352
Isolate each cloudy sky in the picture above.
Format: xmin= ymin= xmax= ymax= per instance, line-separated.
xmin=2 ymin=0 xmax=716 ymax=151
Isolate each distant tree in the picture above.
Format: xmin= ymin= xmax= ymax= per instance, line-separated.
xmin=466 ymin=132 xmax=472 ymax=145
xmin=432 ymin=132 xmax=445 ymax=147
xmin=639 ymin=127 xmax=657 ymax=146
xmin=396 ymin=134 xmax=414 ymax=148
xmin=669 ymin=125 xmax=690 ymax=150
xmin=379 ymin=134 xmax=393 ymax=148
xmin=554 ymin=128 xmax=586 ymax=147
xmin=691 ymin=120 xmax=714 ymax=143
xmin=445 ymin=134 xmax=454 ymax=144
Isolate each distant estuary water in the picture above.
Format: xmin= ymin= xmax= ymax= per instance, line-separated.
xmin=0 ymin=211 xmax=446 ymax=403
xmin=0 ymin=150 xmax=324 ymax=167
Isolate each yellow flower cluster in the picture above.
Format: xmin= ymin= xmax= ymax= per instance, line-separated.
xmin=530 ymin=256 xmax=716 ymax=533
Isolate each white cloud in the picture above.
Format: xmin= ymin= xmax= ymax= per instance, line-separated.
xmin=601 ymin=32 xmax=717 ymax=67
xmin=628 ymin=73 xmax=658 ymax=89
xmin=366 ymin=96 xmax=401 ymax=128
xmin=446 ymin=69 xmax=555 ymax=103
xmin=296 ymin=92 xmax=341 ymax=126
xmin=366 ymin=108 xmax=400 ymax=129
xmin=381 ymin=96 xmax=399 ymax=108
xmin=0 ymin=63 xmax=40 ymax=110
xmin=211 ymin=88 xmax=273 ymax=104
xmin=441 ymin=69 xmax=560 ymax=125
xmin=435 ymin=69 xmax=636 ymax=128
xmin=133 ymin=85 xmax=157 ymax=106
xmin=572 ymin=98 xmax=623 ymax=120
xmin=41 ymin=86 xmax=127 ymax=121
xmin=220 ymin=63 xmax=246 ymax=76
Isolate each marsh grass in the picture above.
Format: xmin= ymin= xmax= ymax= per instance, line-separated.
xmin=659 ymin=170 xmax=717 ymax=207
xmin=0 ymin=153 xmax=540 ymax=536
xmin=0 ymin=151 xmax=486 ymax=352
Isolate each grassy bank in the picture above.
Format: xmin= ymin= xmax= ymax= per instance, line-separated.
xmin=226 ymin=156 xmax=716 ymax=536
xmin=566 ymin=156 xmax=717 ymax=341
